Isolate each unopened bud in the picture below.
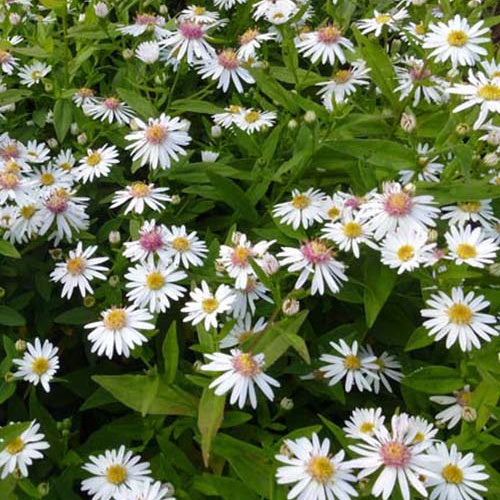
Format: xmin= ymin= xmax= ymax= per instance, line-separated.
xmin=47 ymin=138 xmax=58 ymax=149
xmin=78 ymin=14 xmax=86 ymax=23
xmin=159 ymin=5 xmax=169 ymax=14
xmin=9 ymin=13 xmax=21 ymax=25
xmin=108 ymin=276 xmax=120 ymax=287
xmin=261 ymin=253 xmax=280 ymax=275
xmin=193 ymin=360 xmax=203 ymax=372
xmin=15 ymin=339 xmax=26 ymax=352
xmin=201 ymin=150 xmax=219 ymax=163
xmin=403 ymin=182 xmax=416 ymax=194
xmin=49 ymin=248 xmax=63 ymax=260
xmin=129 ymin=118 xmax=140 ymax=131
xmin=435 ymin=419 xmax=447 ymax=429
xmin=287 ymin=119 xmax=298 ymax=130
xmin=4 ymin=371 xmax=14 ymax=383
xmin=400 ymin=111 xmax=416 ymax=132
xmin=108 ymin=230 xmax=121 ymax=245
xmin=170 ymin=194 xmax=181 ymax=205
xmin=179 ymin=119 xmax=191 ymax=132
xmin=280 ymin=397 xmax=294 ymax=410
xmin=455 ymin=123 xmax=469 ymax=136
xmin=427 ymin=229 xmax=438 ymax=243
xmin=304 ymin=110 xmax=316 ymax=123
xmin=488 ymin=263 xmax=500 ymax=277
xmin=462 ymin=406 xmax=477 ymax=422
xmin=44 ymin=82 xmax=53 ymax=93
xmin=486 ymin=128 xmax=500 ymax=146
xmin=77 ymin=133 xmax=87 ymax=145
xmin=37 ymin=483 xmax=50 ymax=497
xmin=282 ymin=298 xmax=300 ymax=316
xmin=70 ymin=122 xmax=80 ymax=135
xmin=483 ymin=152 xmax=498 ymax=167
xmin=122 ymin=49 xmax=134 ymax=60
xmin=94 ymin=1 xmax=109 ymax=17
xmin=211 ymin=125 xmax=222 ymax=138
xmin=83 ymin=295 xmax=95 ymax=308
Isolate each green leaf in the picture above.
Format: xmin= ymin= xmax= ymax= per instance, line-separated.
xmin=250 ymin=68 xmax=300 ymax=113
xmin=0 ymin=89 xmax=32 ymax=106
xmin=0 ymin=240 xmax=20 ymax=259
xmin=0 ymin=422 xmax=30 ymax=452
xmin=193 ymin=474 xmax=258 ymax=500
xmin=318 ymin=415 xmax=349 ymax=450
xmin=405 ymin=326 xmax=434 ymax=352
xmin=0 ymin=305 xmax=26 ymax=326
xmin=54 ymin=307 xmax=96 ymax=325
xmin=170 ymin=99 xmax=223 ymax=114
xmin=93 ymin=374 xmax=198 ymax=416
xmin=402 ymin=366 xmax=463 ymax=394
xmin=117 ymin=87 xmax=158 ymax=118
xmin=53 ymin=99 xmax=73 ymax=143
xmin=162 ymin=322 xmax=178 ymax=383
xmin=198 ymin=387 xmax=226 ymax=467
xmin=417 ymin=181 xmax=500 ymax=203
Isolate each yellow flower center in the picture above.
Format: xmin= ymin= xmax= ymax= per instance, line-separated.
xmin=240 ymin=28 xmax=258 ymax=45
xmin=229 ymin=105 xmax=242 ymax=114
xmin=458 ymin=201 xmax=481 ymax=213
xmin=237 ymin=331 xmax=254 ymax=343
xmin=106 ymin=465 xmax=128 ymax=485
xmin=66 ymin=256 xmax=86 ymax=275
xmin=172 ymin=236 xmax=190 ymax=251
xmin=244 ymin=110 xmax=260 ymax=123
xmin=417 ymin=157 xmax=430 ymax=168
xmin=456 ymin=389 xmax=473 ymax=406
xmin=6 ymin=436 xmax=24 ymax=455
xmin=456 ymin=243 xmax=477 ymax=260
xmin=447 ymin=303 xmax=473 ymax=325
xmin=130 ymin=182 xmax=151 ymax=198
xmin=333 ymin=69 xmax=351 ymax=83
xmin=327 ymin=206 xmax=341 ymax=219
xmin=193 ymin=6 xmax=206 ymax=15
xmin=86 ymin=151 xmax=101 ymax=166
xmin=414 ymin=432 xmax=425 ymax=443
xmin=307 ymin=456 xmax=334 ymax=483
xmin=103 ymin=309 xmax=127 ymax=330
xmin=477 ymin=84 xmax=500 ymax=101
xmin=145 ymin=124 xmax=168 ymax=144
xmin=375 ymin=358 xmax=385 ymax=371
xmin=40 ymin=172 xmax=55 ymax=186
xmin=32 ymin=357 xmax=49 ymax=375
xmin=233 ymin=352 xmax=260 ymax=376
xmin=233 ymin=246 xmax=250 ymax=265
xmin=344 ymin=354 xmax=361 ymax=370
xmin=442 ymin=464 xmax=463 ymax=484
xmin=447 ymin=30 xmax=468 ymax=47
xmin=60 ymin=162 xmax=72 ymax=171
xmin=397 ymin=245 xmax=415 ymax=262
xmin=343 ymin=221 xmax=362 ymax=238
xmin=31 ymin=70 xmax=42 ymax=80
xmin=360 ymin=422 xmax=375 ymax=434
xmin=376 ymin=14 xmax=392 ymax=24
xmin=415 ymin=23 xmax=425 ymax=35
xmin=20 ymin=205 xmax=36 ymax=219
xmin=201 ymin=298 xmax=219 ymax=314
xmin=146 ymin=271 xmax=165 ymax=290
xmin=292 ymin=194 xmax=310 ymax=209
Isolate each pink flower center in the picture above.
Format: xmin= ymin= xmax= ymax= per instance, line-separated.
xmin=301 ymin=240 xmax=332 ymax=264
xmin=317 ymin=25 xmax=341 ymax=44
xmin=345 ymin=197 xmax=360 ymax=209
xmin=409 ymin=66 xmax=431 ymax=82
xmin=78 ymin=87 xmax=95 ymax=98
xmin=0 ymin=172 xmax=19 ymax=190
xmin=104 ymin=97 xmax=120 ymax=110
xmin=231 ymin=246 xmax=252 ymax=267
xmin=232 ymin=352 xmax=260 ymax=377
xmin=0 ymin=142 xmax=20 ymax=162
xmin=179 ymin=21 xmax=204 ymax=39
xmin=218 ymin=50 xmax=239 ymax=70
xmin=383 ymin=192 xmax=412 ymax=216
xmin=380 ymin=441 xmax=412 ymax=468
xmin=240 ymin=28 xmax=258 ymax=46
xmin=145 ymin=124 xmax=168 ymax=144
xmin=139 ymin=230 xmax=164 ymax=252
xmin=0 ymin=50 xmax=12 ymax=64
xmin=46 ymin=189 xmax=69 ymax=214
xmin=136 ymin=13 xmax=158 ymax=25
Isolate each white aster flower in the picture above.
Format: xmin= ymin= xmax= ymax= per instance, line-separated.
xmin=442 ymin=200 xmax=496 ymax=228
xmin=233 ymin=108 xmax=277 ymax=133
xmin=275 ymin=433 xmax=358 ymax=500
xmin=429 ymin=386 xmax=474 ymax=429
xmin=0 ymin=170 xmax=33 ymax=205
xmin=30 ymin=164 xmax=74 ymax=197
xmin=319 ymin=340 xmax=378 ymax=392
xmin=231 ymin=277 xmax=273 ymax=318
xmin=399 ymin=143 xmax=445 ymax=184
xmin=83 ymin=97 xmax=135 ymax=125
xmin=214 ymin=0 xmax=247 ymax=10
xmin=421 ymin=287 xmax=498 ymax=352
xmin=423 ymin=15 xmax=489 ymax=67
xmin=53 ymin=148 xmax=76 ymax=172
xmin=0 ymin=48 xmax=19 ymax=75
xmin=74 ymin=145 xmax=120 ymax=183
xmin=125 ymin=114 xmax=191 ymax=170
xmin=213 ymin=104 xmax=244 ymax=128
xmin=344 ymin=407 xmax=385 ymax=440
xmin=111 ymin=182 xmax=171 ymax=215
xmin=201 ymin=349 xmax=280 ymax=408
xmin=237 ymin=28 xmax=275 ymax=60
xmin=181 ymin=281 xmax=236 ymax=330
xmin=358 ymin=9 xmax=409 ymax=37
xmin=72 ymin=87 xmax=97 ymax=108
xmin=114 ymin=480 xmax=175 ymax=500
xmin=445 ymin=224 xmax=498 ymax=268
xmin=13 ymin=338 xmax=59 ymax=393
xmin=25 ymin=140 xmax=51 ymax=164
xmin=117 ymin=13 xmax=168 ymax=38
xmin=360 ymin=346 xmax=403 ymax=394
xmin=273 ymin=188 xmax=326 ymax=230
xmin=85 ymin=306 xmax=154 ymax=359
xmin=179 ymin=5 xmax=220 ymax=25
xmin=220 ymin=313 xmax=267 ymax=349
xmin=162 ymin=224 xmax=208 ymax=268
xmin=201 ymin=150 xmax=219 ymax=162
xmin=5 ymin=201 xmax=44 ymax=244
xmin=135 ymin=40 xmax=161 ymax=64
xmin=81 ymin=445 xmax=152 ymax=500
xmin=0 ymin=420 xmax=50 ymax=479
xmin=18 ymin=61 xmax=51 ymax=87
xmin=123 ymin=219 xmax=170 ymax=263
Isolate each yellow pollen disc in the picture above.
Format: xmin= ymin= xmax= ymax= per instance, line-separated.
xmin=333 ymin=69 xmax=351 ymax=84
xmin=328 ymin=206 xmax=341 ymax=219
xmin=40 ymin=172 xmax=55 ymax=186
xmin=244 ymin=110 xmax=260 ymax=123
xmin=31 ymin=70 xmax=41 ymax=80
xmin=397 ymin=245 xmax=414 ymax=262
xmin=343 ymin=222 xmax=362 ymax=238
xmin=146 ymin=124 xmax=167 ymax=143
xmin=104 ymin=309 xmax=127 ymax=330
xmin=447 ymin=303 xmax=473 ymax=325
xmin=442 ymin=464 xmax=463 ymax=484
xmin=32 ymin=357 xmax=49 ymax=375
xmin=417 ymin=157 xmax=430 ymax=168
xmin=388 ymin=192 xmax=409 ymax=211
xmin=457 ymin=389 xmax=473 ymax=406
xmin=193 ymin=6 xmax=206 ymax=15
xmin=360 ymin=422 xmax=375 ymax=434
xmin=20 ymin=205 xmax=36 ymax=219
xmin=375 ymin=358 xmax=385 ymax=371
xmin=130 ymin=182 xmax=151 ymax=197
xmin=458 ymin=201 xmax=481 ymax=213
xmin=413 ymin=432 xmax=425 ymax=443
xmin=447 ymin=30 xmax=468 ymax=47
xmin=319 ymin=25 xmax=341 ymax=40
xmin=86 ymin=151 xmax=101 ymax=166
xmin=229 ymin=105 xmax=242 ymax=113
xmin=477 ymin=84 xmax=500 ymax=101
xmin=292 ymin=194 xmax=310 ymax=209
xmin=237 ymin=331 xmax=254 ymax=343
xmin=6 ymin=436 xmax=24 ymax=455
xmin=240 ymin=28 xmax=258 ymax=45
xmin=4 ymin=160 xmax=20 ymax=173
xmin=236 ymin=352 xmax=259 ymax=375
xmin=106 ymin=465 xmax=128 ymax=485
xmin=66 ymin=256 xmax=86 ymax=275
xmin=415 ymin=23 xmax=425 ymax=35
xmin=146 ymin=271 xmax=165 ymax=290
xmin=172 ymin=236 xmax=190 ymax=251
xmin=344 ymin=354 xmax=361 ymax=370
xmin=456 ymin=243 xmax=477 ymax=260
xmin=234 ymin=246 xmax=250 ymax=263
xmin=201 ymin=297 xmax=219 ymax=314
xmin=60 ymin=162 xmax=72 ymax=171
xmin=376 ymin=14 xmax=392 ymax=24
xmin=307 ymin=456 xmax=334 ymax=483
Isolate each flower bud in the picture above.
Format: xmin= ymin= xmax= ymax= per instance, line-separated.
xmin=78 ymin=13 xmax=86 ymax=23
xmin=455 ymin=123 xmax=469 ymax=136
xmin=211 ymin=125 xmax=222 ymax=138
xmin=467 ymin=0 xmax=480 ymax=7
xmin=201 ymin=150 xmax=219 ymax=163
xmin=37 ymin=483 xmax=50 ymax=497
xmin=159 ymin=5 xmax=169 ymax=14
xmin=261 ymin=253 xmax=280 ymax=275
xmin=83 ymin=295 xmax=96 ymax=308
xmin=0 ymin=287 xmax=5 ymax=299
xmin=15 ymin=339 xmax=27 ymax=352
xmin=304 ymin=110 xmax=316 ymax=123
xmin=9 ymin=13 xmax=21 ymax=25
xmin=483 ymin=152 xmax=498 ymax=167
xmin=287 ymin=119 xmax=298 ymax=130
xmin=462 ymin=406 xmax=477 ymax=422
xmin=426 ymin=229 xmax=438 ymax=243
xmin=170 ymin=194 xmax=181 ymax=205
xmin=49 ymin=248 xmax=63 ymax=260
xmin=4 ymin=371 xmax=14 ymax=383
xmin=411 ymin=0 xmax=427 ymax=5
xmin=70 ymin=122 xmax=80 ymax=135
xmin=279 ymin=397 xmax=294 ymax=410
xmin=94 ymin=1 xmax=109 ymax=18
xmin=129 ymin=118 xmax=140 ymax=131
xmin=400 ymin=111 xmax=416 ymax=132
xmin=77 ymin=133 xmax=87 ymax=145
xmin=435 ymin=419 xmax=447 ymax=429
xmin=488 ymin=263 xmax=500 ymax=277
xmin=193 ymin=360 xmax=203 ymax=372
xmin=46 ymin=110 xmax=54 ymax=123
xmin=231 ymin=231 xmax=243 ymax=245
xmin=108 ymin=230 xmax=121 ymax=245
xmin=179 ymin=119 xmax=191 ymax=132
xmin=486 ymin=128 xmax=500 ymax=146
xmin=44 ymin=82 xmax=53 ymax=93
xmin=215 ymin=260 xmax=226 ymax=273
xmin=282 ymin=298 xmax=300 ymax=316
xmin=122 ymin=49 xmax=134 ymax=60
xmin=108 ymin=275 xmax=120 ymax=287
xmin=47 ymin=138 xmax=58 ymax=149
xmin=403 ymin=182 xmax=416 ymax=194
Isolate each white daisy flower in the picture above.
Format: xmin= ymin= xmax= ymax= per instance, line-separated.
xmin=123 ymin=219 xmax=170 ymax=263
xmin=319 ymin=340 xmax=378 ymax=392
xmin=253 ymin=0 xmax=297 ymax=21
xmin=0 ymin=134 xmax=28 ymax=167
xmin=232 ymin=108 xmax=277 ymax=133
xmin=25 ymin=140 xmax=51 ymax=164
xmin=72 ymin=87 xmax=97 ymax=108
xmin=179 ymin=5 xmax=220 ymax=25
xmin=18 ymin=61 xmax=51 ymax=87
xmin=321 ymin=192 xmax=350 ymax=221
xmin=360 ymin=346 xmax=403 ymax=394
xmin=359 ymin=182 xmax=440 ymax=241
xmin=83 ymin=97 xmax=135 ymax=125
xmin=12 ymin=338 xmax=59 ymax=393
xmin=125 ymin=114 xmax=191 ymax=170
xmin=135 ymin=40 xmax=161 ymax=64
xmin=429 ymin=386 xmax=474 ymax=429
xmin=201 ymin=349 xmax=280 ymax=409
xmin=161 ymin=21 xmax=215 ymax=64
xmin=423 ymin=15 xmax=489 ymax=67
xmin=358 ymin=9 xmax=409 ymax=37
xmin=275 ymin=433 xmax=358 ymax=500
xmin=196 ymin=49 xmax=255 ymax=93
xmin=296 ymin=25 xmax=354 ymax=65
xmin=114 ymin=481 xmax=175 ymax=500
xmin=445 ymin=225 xmax=498 ymax=268
xmin=480 ymin=59 xmax=500 ymax=79
xmin=231 ymin=278 xmax=273 ymax=318
xmin=213 ymin=105 xmax=244 ymax=129
xmin=381 ymin=228 xmax=435 ymax=274
xmin=348 ymin=413 xmax=434 ymax=500
xmin=273 ymin=188 xmax=326 ymax=230
xmin=0 ymin=420 xmax=50 ymax=479
xmin=50 ymin=242 xmax=109 ymax=299
xmin=278 ymin=239 xmax=348 ymax=295
xmin=263 ymin=0 xmax=298 ymax=25
xmin=110 ymin=182 xmax=171 ymax=215
xmin=448 ymin=71 xmax=500 ymax=129
xmin=426 ymin=443 xmax=489 ymax=500
xmin=408 ymin=415 xmax=438 ymax=444
xmin=214 ymin=0 xmax=246 ymax=10
xmin=399 ymin=143 xmax=445 ymax=184
xmin=125 ymin=257 xmax=187 ymax=313
xmin=53 ymin=148 xmax=76 ymax=172
xmin=5 ymin=201 xmax=44 ymax=244
xmin=181 ymin=281 xmax=236 ymax=331
xmin=0 ymin=48 xmax=19 ymax=75
xmin=117 ymin=13 xmax=168 ymax=38
xmin=344 ymin=407 xmax=385 ymax=440
xmin=85 ymin=306 xmax=154 ymax=359
xmin=81 ymin=445 xmax=152 ymax=500
xmin=442 ymin=200 xmax=496 ymax=228
xmin=322 ymin=210 xmax=377 ymax=258
xmin=220 ymin=313 xmax=267 ymax=349
xmin=163 ymin=224 xmax=208 ymax=268
xmin=74 ymin=145 xmax=120 ymax=183
xmin=421 ymin=287 xmax=498 ymax=352
xmin=30 ymin=164 xmax=74 ymax=197
xmin=0 ymin=170 xmax=34 ymax=205
xmin=237 ymin=28 xmax=275 ymax=60
xmin=316 ymin=60 xmax=370 ymax=110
